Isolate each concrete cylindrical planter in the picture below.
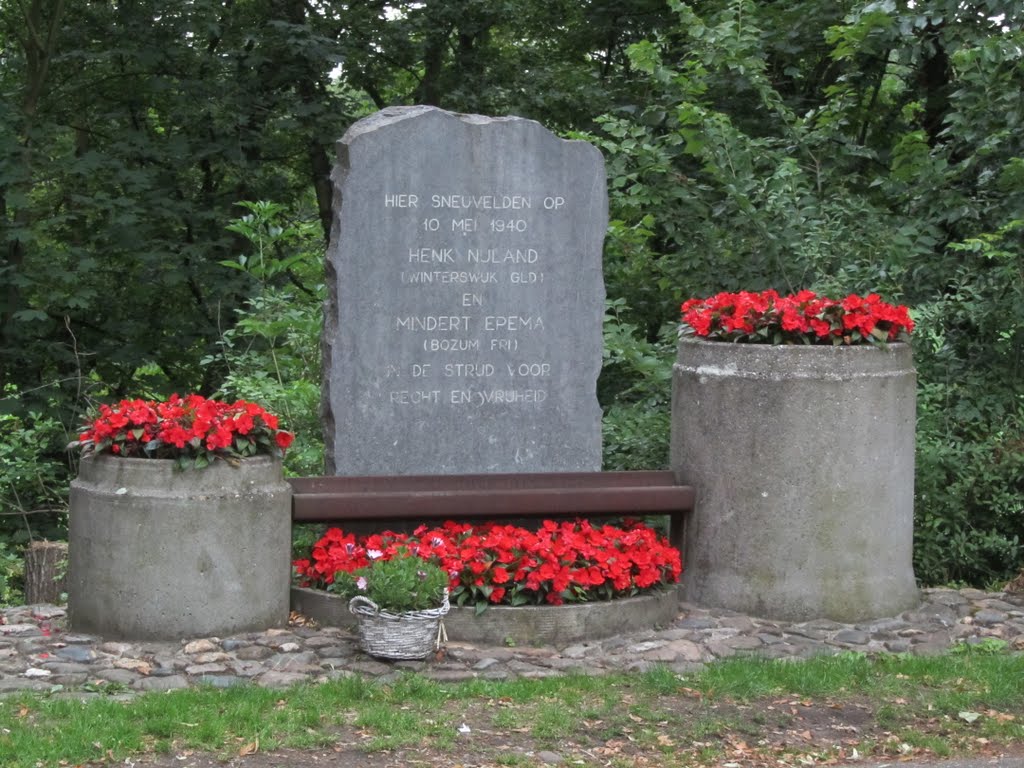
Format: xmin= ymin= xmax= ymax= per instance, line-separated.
xmin=670 ymin=338 xmax=919 ymax=622
xmin=69 ymin=454 xmax=292 ymax=640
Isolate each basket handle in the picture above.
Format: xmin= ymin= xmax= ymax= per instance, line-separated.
xmin=349 ymin=595 xmax=381 ymax=616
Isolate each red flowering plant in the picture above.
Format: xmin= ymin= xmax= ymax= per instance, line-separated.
xmin=680 ymin=289 xmax=913 ymax=346
xmin=72 ymin=394 xmax=294 ymax=469
xmin=294 ymin=519 xmax=682 ymax=610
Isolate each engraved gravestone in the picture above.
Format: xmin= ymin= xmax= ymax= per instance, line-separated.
xmin=323 ymin=106 xmax=606 ymax=475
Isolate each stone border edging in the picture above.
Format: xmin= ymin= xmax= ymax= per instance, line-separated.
xmin=290 ymin=585 xmax=680 ymax=647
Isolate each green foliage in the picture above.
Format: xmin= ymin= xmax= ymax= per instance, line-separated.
xmin=911 ymin=222 xmax=1024 ymax=585
xmin=600 ymin=300 xmax=674 ymax=470
xmin=0 ymin=540 xmax=24 ymax=606
xmin=207 ymin=202 xmax=326 ymax=477
xmin=950 ymin=638 xmax=1010 ymax=656
xmin=2 ymin=654 xmax=1023 ymax=767
xmin=330 ymin=552 xmax=449 ymax=614
xmin=0 ymin=0 xmax=1020 ymax=589
xmin=587 ymin=0 xmax=1024 ymax=585
xmin=0 ymin=392 xmax=69 ymax=556
xmin=291 ymin=524 xmax=326 ymax=563
xmin=1 ymin=0 xmax=357 ymax=480
xmin=0 ymin=391 xmax=69 ymax=604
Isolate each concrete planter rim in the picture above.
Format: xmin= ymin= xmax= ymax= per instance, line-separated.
xmin=78 ymin=452 xmax=282 ymax=469
xmin=75 ymin=453 xmax=285 ymax=494
xmin=676 ymin=335 xmax=911 ymax=354
xmin=291 ymin=584 xmax=680 ymax=647
xmin=675 ymin=336 xmax=914 ymax=380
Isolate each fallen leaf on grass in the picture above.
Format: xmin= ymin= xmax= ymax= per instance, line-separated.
xmin=986 ymin=709 xmax=1016 ymax=722
xmin=725 ymin=737 xmax=750 ymax=754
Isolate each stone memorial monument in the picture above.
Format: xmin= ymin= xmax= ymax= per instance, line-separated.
xmin=323 ymin=106 xmax=606 ymax=475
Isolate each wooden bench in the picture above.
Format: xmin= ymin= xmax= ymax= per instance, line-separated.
xmin=288 ymin=470 xmax=694 ymax=554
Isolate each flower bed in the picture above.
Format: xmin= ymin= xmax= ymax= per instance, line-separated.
xmin=294 ymin=519 xmax=682 ymax=610
xmin=72 ymin=393 xmax=294 ymax=469
xmin=680 ymin=289 xmax=913 ymax=346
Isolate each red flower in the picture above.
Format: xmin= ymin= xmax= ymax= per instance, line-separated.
xmin=680 ymin=290 xmax=912 ymax=346
xmin=74 ymin=394 xmax=293 ymax=466
xmin=294 ymin=519 xmax=682 ymax=608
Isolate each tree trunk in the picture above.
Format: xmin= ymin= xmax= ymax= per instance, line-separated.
xmin=24 ymin=540 xmax=68 ymax=605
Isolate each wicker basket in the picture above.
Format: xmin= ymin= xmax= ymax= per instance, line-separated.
xmin=348 ymin=590 xmax=451 ymax=660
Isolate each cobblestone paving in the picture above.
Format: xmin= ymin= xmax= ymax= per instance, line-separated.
xmin=1 ymin=588 xmax=1022 ymax=696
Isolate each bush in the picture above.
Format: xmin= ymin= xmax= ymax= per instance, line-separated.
xmin=909 ymin=223 xmax=1024 ymax=585
xmin=208 ymin=201 xmax=326 ymax=477
xmin=0 ymin=397 xmax=70 ymax=603
xmin=0 ymin=541 xmax=24 ymax=606
xmin=600 ymin=300 xmax=674 ymax=471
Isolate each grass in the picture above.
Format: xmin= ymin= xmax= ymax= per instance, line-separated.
xmin=0 ymin=649 xmax=1022 ymax=767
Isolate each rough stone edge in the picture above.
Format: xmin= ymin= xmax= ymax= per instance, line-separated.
xmin=674 ymin=337 xmax=915 ymax=381
xmin=340 ymin=105 xmax=585 ymax=147
xmin=291 ymin=585 xmax=680 ymax=647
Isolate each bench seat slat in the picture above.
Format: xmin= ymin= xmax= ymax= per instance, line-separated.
xmin=287 ymin=473 xmax=694 ymax=555
xmin=287 ymin=470 xmax=678 ymax=495
xmin=291 ymin=485 xmax=694 ymax=521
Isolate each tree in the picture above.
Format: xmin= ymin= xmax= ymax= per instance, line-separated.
xmin=0 ymin=0 xmax=359 ymax=413
xmin=587 ymin=0 xmax=1023 ymax=582
xmin=0 ymin=0 xmax=1020 ymax=585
